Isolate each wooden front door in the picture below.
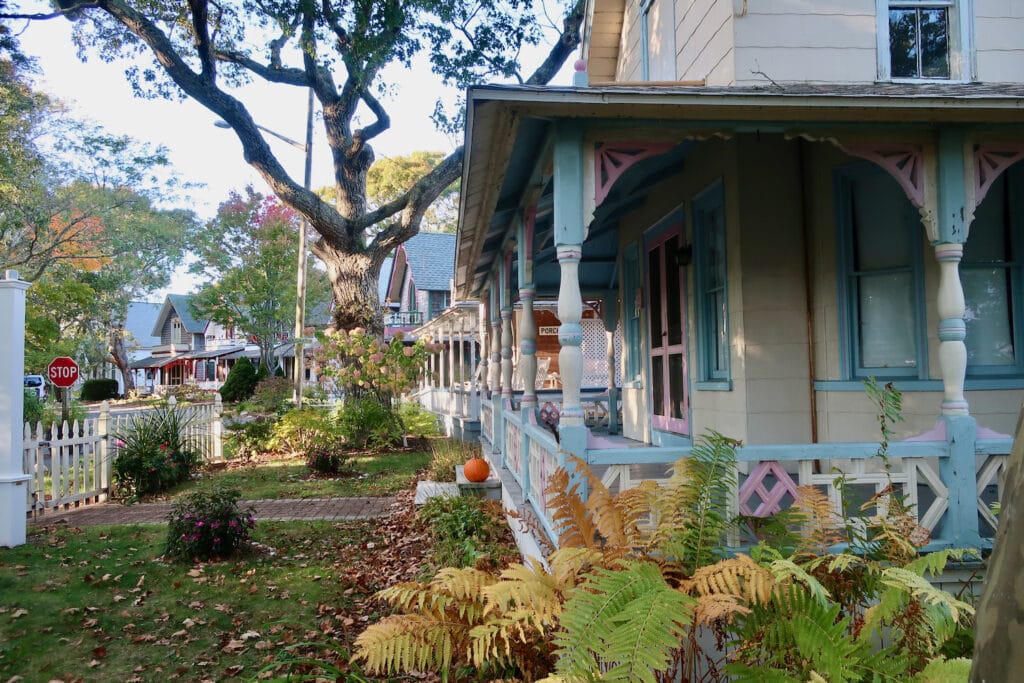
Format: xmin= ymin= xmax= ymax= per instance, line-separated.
xmin=647 ymin=227 xmax=690 ymax=435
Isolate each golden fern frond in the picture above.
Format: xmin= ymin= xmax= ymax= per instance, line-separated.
xmin=611 ymin=481 xmax=658 ymax=549
xmin=546 ymin=466 xmax=600 ymax=549
xmin=469 ymin=614 xmax=532 ymax=666
xmin=429 ymin=567 xmax=495 ymax=623
xmin=691 ymin=591 xmax=751 ymax=626
xmin=687 ymin=554 xmax=777 ymax=605
xmin=793 ymin=485 xmax=845 ymax=555
xmin=354 ymin=613 xmax=469 ymax=675
xmin=484 ymin=562 xmax=564 ymax=627
xmin=820 ymin=552 xmax=867 ymax=575
xmin=547 ymin=546 xmax=608 ymax=588
xmin=376 ymin=581 xmax=453 ymax=618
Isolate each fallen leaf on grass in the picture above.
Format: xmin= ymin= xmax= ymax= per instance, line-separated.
xmin=221 ymin=665 xmax=244 ymax=677
xmin=11 ymin=609 xmax=28 ymax=619
xmin=239 ymin=630 xmax=260 ymax=641
xmin=82 ymin=618 xmax=98 ymax=628
xmin=220 ymin=639 xmax=247 ymax=654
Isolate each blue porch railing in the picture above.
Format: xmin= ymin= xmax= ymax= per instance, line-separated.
xmin=467 ymin=389 xmax=1011 ymax=552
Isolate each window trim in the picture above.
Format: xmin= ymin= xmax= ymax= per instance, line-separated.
xmin=876 ymin=0 xmax=975 ymax=83
xmin=835 ymin=163 xmax=929 ymax=381
xmin=692 ymin=178 xmax=732 ymax=390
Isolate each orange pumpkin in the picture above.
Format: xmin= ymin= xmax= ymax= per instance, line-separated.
xmin=463 ymin=456 xmax=490 ymax=482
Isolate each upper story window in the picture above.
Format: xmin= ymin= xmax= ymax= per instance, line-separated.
xmin=878 ymin=1 xmax=973 ymax=81
xmin=171 ymin=318 xmax=184 ymax=344
xmin=637 ymin=0 xmax=674 ymax=81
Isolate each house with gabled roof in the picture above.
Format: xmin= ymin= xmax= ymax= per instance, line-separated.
xmin=131 ymin=293 xmax=251 ymax=393
xmin=383 ymin=232 xmax=455 ymax=338
xmin=420 ymin=0 xmax=1024 ymax=552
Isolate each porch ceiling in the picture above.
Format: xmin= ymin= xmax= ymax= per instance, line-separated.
xmin=455 ymin=82 xmax=1024 ymax=300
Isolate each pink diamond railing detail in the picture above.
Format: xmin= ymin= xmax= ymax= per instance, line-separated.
xmin=738 ymin=460 xmax=800 ymax=517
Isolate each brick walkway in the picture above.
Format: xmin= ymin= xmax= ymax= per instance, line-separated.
xmin=28 ymin=497 xmax=398 ymax=527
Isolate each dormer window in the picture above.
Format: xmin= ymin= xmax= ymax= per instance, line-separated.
xmin=878 ymin=1 xmax=973 ymax=82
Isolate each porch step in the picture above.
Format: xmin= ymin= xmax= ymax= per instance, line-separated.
xmin=414 ymin=480 xmax=460 ymax=505
xmin=456 ymin=465 xmax=502 ymax=501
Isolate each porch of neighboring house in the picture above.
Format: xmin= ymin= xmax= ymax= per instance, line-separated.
xmin=416 ymin=84 xmax=1023 ymax=553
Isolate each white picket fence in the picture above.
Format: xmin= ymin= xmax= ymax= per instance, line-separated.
xmin=23 ymin=396 xmax=223 ymax=516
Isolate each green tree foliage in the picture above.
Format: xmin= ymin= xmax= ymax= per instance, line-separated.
xmin=0 ymin=54 xmax=197 ymax=381
xmin=219 ymin=357 xmax=259 ymax=403
xmin=189 ymin=187 xmax=330 ymax=372
xmin=0 ymin=0 xmax=586 ymax=333
xmin=366 ymin=151 xmax=458 ymax=233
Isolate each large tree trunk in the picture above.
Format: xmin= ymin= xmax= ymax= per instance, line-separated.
xmin=108 ymin=324 xmax=136 ymax=397
xmin=317 ymin=244 xmax=384 ymax=336
xmin=971 ymin=411 xmax=1024 ymax=682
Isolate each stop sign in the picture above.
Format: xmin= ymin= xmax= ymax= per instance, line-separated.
xmin=47 ymin=356 xmax=80 ymax=388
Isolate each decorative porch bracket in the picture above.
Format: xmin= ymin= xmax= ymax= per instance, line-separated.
xmin=594 ymin=142 xmax=676 ymax=207
xmin=968 ymin=143 xmax=1024 ymax=227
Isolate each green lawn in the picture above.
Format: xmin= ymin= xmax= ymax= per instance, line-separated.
xmin=0 ymin=522 xmax=391 ymax=682
xmin=163 ymin=450 xmax=431 ymax=500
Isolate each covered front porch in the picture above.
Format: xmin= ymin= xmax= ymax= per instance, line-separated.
xmin=427 ymin=82 xmax=1024 ymax=551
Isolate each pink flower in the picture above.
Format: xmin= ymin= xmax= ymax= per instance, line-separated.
xmin=403 ymin=347 xmax=415 ymax=357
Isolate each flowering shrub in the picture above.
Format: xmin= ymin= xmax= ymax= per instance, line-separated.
xmin=312 ymin=328 xmax=429 ymax=401
xmin=112 ymin=406 xmax=201 ymax=499
xmin=165 ymin=487 xmax=255 ymax=562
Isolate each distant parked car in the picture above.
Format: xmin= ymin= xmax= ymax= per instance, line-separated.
xmin=24 ymin=374 xmax=46 ymax=400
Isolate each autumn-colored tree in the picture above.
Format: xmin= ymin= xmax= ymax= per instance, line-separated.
xmin=0 ymin=0 xmax=585 ymax=334
xmin=190 ymin=187 xmax=331 ymax=372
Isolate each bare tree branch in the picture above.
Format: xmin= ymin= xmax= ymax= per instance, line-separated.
xmin=526 ymin=0 xmax=585 ymax=86
xmin=188 ymin=0 xmax=216 ymax=80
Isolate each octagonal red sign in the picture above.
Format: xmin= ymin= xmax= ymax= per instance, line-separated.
xmin=47 ymin=356 xmax=80 ymax=388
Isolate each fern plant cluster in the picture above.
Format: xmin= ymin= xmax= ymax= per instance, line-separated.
xmin=355 ymin=431 xmax=975 ymax=682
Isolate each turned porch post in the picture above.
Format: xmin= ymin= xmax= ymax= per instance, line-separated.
xmin=447 ymin=321 xmax=456 ymax=414
xmin=477 ymin=300 xmax=487 ymax=397
xmin=489 ymin=287 xmax=502 ymax=399
xmin=458 ymin=318 xmax=466 ymax=415
xmin=518 ymin=209 xmax=539 ymax=412
xmin=553 ymin=123 xmax=588 ymax=459
xmin=500 ymin=250 xmax=515 ymax=402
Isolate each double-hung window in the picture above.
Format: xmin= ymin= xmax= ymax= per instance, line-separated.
xmin=621 ymin=242 xmax=644 ymax=385
xmin=963 ymin=165 xmax=1024 ymax=376
xmin=693 ymin=180 xmax=730 ymax=388
xmin=878 ymin=1 xmax=973 ymax=81
xmin=837 ymin=163 xmax=926 ymax=379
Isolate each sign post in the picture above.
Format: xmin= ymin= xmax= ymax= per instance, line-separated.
xmin=1 ymin=270 xmax=31 ymax=547
xmin=47 ymin=356 xmax=80 ymax=426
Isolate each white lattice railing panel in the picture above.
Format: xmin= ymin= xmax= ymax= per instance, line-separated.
xmin=798 ymin=458 xmax=948 ymax=532
xmin=529 ymin=438 xmax=559 ymax=522
xmin=480 ymin=401 xmax=493 ymax=444
xmin=505 ymin=417 xmax=523 ymax=483
xmin=977 ymin=455 xmax=1007 ymax=535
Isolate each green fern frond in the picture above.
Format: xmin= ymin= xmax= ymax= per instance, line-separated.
xmin=912 ymin=657 xmax=973 ymax=682
xmin=553 ymin=559 xmax=694 ymax=683
xmin=650 ymin=431 xmax=738 ymax=571
xmin=768 ymin=559 xmax=831 ymax=604
xmin=902 ymin=548 xmax=977 ymax=577
xmin=879 ymin=567 xmax=975 ymax=624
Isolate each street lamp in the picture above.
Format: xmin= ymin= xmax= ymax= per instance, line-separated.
xmin=213 ymin=88 xmax=314 ymax=408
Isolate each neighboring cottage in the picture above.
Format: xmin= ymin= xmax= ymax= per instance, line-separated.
xmin=423 ymin=1 xmax=1024 ymax=550
xmin=131 ymin=294 xmax=252 ymax=393
xmin=383 ymin=232 xmax=455 ymax=338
